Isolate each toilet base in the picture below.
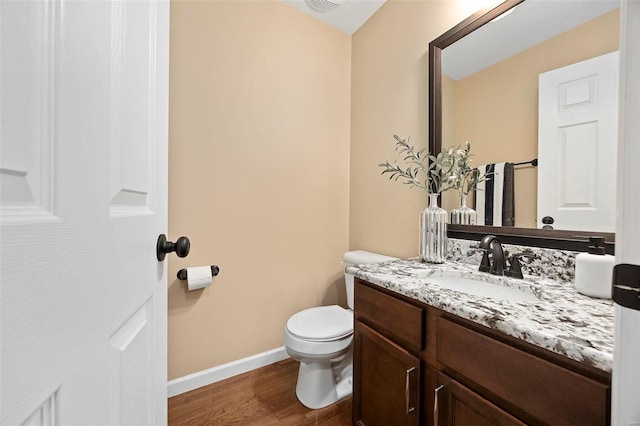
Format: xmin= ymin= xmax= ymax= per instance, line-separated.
xmin=295 ymin=359 xmax=353 ymax=409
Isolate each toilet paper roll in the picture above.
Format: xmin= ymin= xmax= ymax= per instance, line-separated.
xmin=186 ymin=266 xmax=213 ymax=291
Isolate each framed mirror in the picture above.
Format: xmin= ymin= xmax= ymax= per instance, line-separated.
xmin=429 ymin=0 xmax=617 ymax=252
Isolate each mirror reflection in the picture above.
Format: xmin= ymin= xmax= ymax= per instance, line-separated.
xmin=439 ymin=0 xmax=619 ymax=232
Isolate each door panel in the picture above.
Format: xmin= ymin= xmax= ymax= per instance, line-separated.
xmin=0 ymin=0 xmax=56 ymax=220
xmin=109 ymin=300 xmax=153 ymax=426
xmin=353 ymin=320 xmax=420 ymax=426
xmin=436 ymin=373 xmax=526 ymax=426
xmin=109 ymin=0 xmax=155 ymax=213
xmin=557 ymin=121 xmax=597 ymax=206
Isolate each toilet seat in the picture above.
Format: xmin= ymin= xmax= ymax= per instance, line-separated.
xmin=286 ymin=305 xmax=353 ymax=342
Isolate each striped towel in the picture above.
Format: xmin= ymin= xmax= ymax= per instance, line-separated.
xmin=474 ymin=163 xmax=515 ymax=226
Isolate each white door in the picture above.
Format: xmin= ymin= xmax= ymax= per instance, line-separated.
xmin=613 ymin=1 xmax=640 ymax=423
xmin=1 ymin=1 xmax=169 ymax=425
xmin=537 ymin=51 xmax=619 ymax=232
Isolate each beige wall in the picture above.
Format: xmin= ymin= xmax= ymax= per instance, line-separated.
xmin=441 ymin=10 xmax=619 ymax=227
xmin=349 ymin=0 xmax=484 ymax=258
xmin=168 ymin=1 xmax=351 ymax=380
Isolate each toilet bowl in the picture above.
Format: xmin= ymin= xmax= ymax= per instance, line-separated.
xmin=283 ymin=250 xmax=396 ymax=409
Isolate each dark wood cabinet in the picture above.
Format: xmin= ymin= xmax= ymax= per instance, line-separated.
xmin=436 ymin=318 xmax=609 ymax=425
xmin=435 ymin=372 xmax=526 ymax=426
xmin=353 ymin=321 xmax=420 ymax=426
xmin=353 ymin=278 xmax=611 ymax=426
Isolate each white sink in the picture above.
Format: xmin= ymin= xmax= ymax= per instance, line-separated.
xmin=426 ymin=275 xmax=539 ymax=302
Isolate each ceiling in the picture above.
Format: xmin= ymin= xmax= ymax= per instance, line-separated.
xmin=279 ymin=0 xmax=619 ymax=75
xmin=442 ymin=0 xmax=620 ymax=80
xmin=281 ymin=0 xmax=386 ymax=34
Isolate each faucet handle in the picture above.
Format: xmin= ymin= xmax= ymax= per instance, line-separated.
xmin=469 ymin=244 xmax=491 ymax=272
xmin=513 ymin=251 xmax=538 ymax=263
xmin=505 ymin=252 xmax=538 ymax=279
xmin=469 ymin=243 xmax=482 ymax=250
xmin=479 ymin=251 xmax=491 ymax=273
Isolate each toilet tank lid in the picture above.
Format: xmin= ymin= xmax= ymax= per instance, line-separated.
xmin=343 ymin=250 xmax=397 ymax=265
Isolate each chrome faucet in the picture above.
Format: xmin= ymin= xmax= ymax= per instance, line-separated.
xmin=478 ymin=235 xmax=506 ymax=276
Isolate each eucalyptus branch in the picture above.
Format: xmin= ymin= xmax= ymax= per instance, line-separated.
xmin=450 ymin=141 xmax=493 ymax=196
xmin=378 ymin=161 xmax=428 ymax=191
xmin=379 ymin=135 xmax=457 ymax=194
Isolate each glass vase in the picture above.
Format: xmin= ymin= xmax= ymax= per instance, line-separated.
xmin=420 ymin=193 xmax=448 ymax=263
xmin=450 ymin=194 xmax=477 ymax=225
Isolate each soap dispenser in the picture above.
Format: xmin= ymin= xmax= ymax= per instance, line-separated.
xmin=574 ymin=237 xmax=615 ymax=299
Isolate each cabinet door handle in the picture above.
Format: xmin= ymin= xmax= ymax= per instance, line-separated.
xmin=405 ymin=367 xmax=416 ymax=414
xmin=434 ymin=384 xmax=444 ymax=426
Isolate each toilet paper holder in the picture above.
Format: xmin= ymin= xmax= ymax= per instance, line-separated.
xmin=177 ymin=265 xmax=220 ymax=281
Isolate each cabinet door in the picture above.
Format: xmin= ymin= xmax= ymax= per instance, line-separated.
xmin=435 ymin=373 xmax=526 ymax=426
xmin=353 ymin=321 xmax=420 ymax=426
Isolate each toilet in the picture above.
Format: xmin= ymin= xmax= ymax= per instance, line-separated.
xmin=283 ymin=250 xmax=396 ymax=409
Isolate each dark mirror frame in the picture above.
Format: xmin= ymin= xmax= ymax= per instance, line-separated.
xmin=428 ymin=0 xmax=615 ymax=254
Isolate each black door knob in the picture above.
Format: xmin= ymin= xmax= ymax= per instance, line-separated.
xmin=156 ymin=234 xmax=190 ymax=261
xmin=542 ymin=216 xmax=554 ymax=225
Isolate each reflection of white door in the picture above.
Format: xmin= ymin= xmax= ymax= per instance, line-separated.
xmin=1 ymin=1 xmax=168 ymax=425
xmin=537 ymin=51 xmax=619 ymax=232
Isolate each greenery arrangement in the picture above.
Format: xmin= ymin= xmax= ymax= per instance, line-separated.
xmin=450 ymin=141 xmax=489 ymax=196
xmin=379 ymin=136 xmax=488 ymax=195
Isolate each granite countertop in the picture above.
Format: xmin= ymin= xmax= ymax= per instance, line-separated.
xmin=347 ymin=259 xmax=614 ymax=373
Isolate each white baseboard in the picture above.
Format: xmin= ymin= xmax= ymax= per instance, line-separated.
xmin=167 ymin=346 xmax=290 ymax=398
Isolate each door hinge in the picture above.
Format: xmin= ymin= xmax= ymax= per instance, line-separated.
xmin=612 ymin=263 xmax=640 ymax=310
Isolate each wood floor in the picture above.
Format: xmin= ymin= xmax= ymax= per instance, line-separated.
xmin=168 ymin=359 xmax=353 ymax=425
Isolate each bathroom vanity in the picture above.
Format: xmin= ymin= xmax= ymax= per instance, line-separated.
xmin=349 ymin=258 xmax=613 ymax=425
xmin=372 ymin=0 xmax=620 ymax=423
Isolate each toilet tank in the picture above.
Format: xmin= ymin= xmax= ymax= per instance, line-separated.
xmin=343 ymin=250 xmax=397 ymax=310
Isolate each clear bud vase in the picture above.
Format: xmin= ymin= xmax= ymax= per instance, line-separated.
xmin=450 ymin=194 xmax=477 ymax=225
xmin=420 ymin=193 xmax=448 ymax=263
